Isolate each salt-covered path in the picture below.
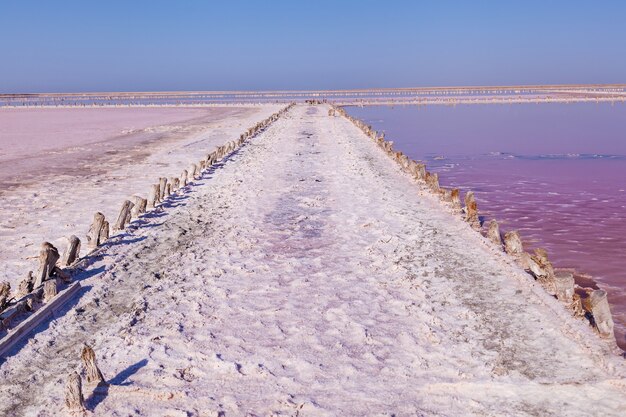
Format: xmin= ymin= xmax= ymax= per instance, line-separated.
xmin=1 ymin=104 xmax=625 ymax=416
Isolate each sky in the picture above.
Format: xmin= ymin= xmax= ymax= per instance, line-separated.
xmin=0 ymin=0 xmax=625 ymax=93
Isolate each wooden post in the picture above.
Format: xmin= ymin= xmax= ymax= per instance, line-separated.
xmin=589 ymin=290 xmax=615 ymax=338
xmin=529 ymin=248 xmax=557 ymax=295
xmin=16 ymin=272 xmax=33 ymax=298
xmin=101 ymin=221 xmax=110 ymax=241
xmin=180 ymin=170 xmax=188 ymax=187
xmin=86 ymin=212 xmax=106 ymax=248
xmin=169 ymin=177 xmax=178 ymax=193
xmin=486 ymin=220 xmax=502 ymax=247
xmin=504 ymin=230 xmax=523 ymax=257
xmin=131 ymin=196 xmax=147 ymax=218
xmin=554 ymin=271 xmax=575 ymax=303
xmin=113 ymin=200 xmax=134 ymax=231
xmin=464 ymin=191 xmax=480 ymax=230
xmin=188 ymin=164 xmax=198 ymax=181
xmin=34 ymin=242 xmax=60 ymax=288
xmin=61 ymin=235 xmax=81 ymax=267
xmin=450 ymin=188 xmax=461 ymax=211
xmin=0 ymin=282 xmax=10 ymax=312
xmin=159 ymin=177 xmax=167 ymax=200
xmin=43 ymin=279 xmax=57 ymax=302
xmin=64 ymin=371 xmax=86 ymax=415
xmin=81 ymin=344 xmax=106 ymax=385
xmin=147 ymin=184 xmax=160 ymax=209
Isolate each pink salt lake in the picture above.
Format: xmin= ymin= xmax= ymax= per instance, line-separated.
xmin=347 ymin=102 xmax=626 ymax=349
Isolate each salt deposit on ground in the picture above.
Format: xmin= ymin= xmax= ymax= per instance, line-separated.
xmin=0 ymin=104 xmax=625 ymax=416
xmin=0 ymin=105 xmax=282 ymax=289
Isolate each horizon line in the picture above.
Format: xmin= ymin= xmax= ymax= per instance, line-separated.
xmin=2 ymin=83 xmax=625 ymax=97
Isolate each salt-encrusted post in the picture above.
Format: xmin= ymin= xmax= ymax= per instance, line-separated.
xmin=87 ymin=212 xmax=107 ymax=248
xmin=589 ymin=290 xmax=615 ymax=338
xmin=147 ymin=184 xmax=160 ymax=209
xmin=188 ymin=164 xmax=198 ymax=182
xmin=113 ymin=200 xmax=134 ymax=231
xmin=34 ymin=242 xmax=60 ymax=288
xmin=101 ymin=221 xmax=110 ymax=241
xmin=64 ymin=371 xmax=86 ymax=415
xmin=168 ymin=177 xmax=177 ymax=193
xmin=554 ymin=271 xmax=575 ymax=303
xmin=486 ymin=220 xmax=502 ymax=247
xmin=464 ymin=191 xmax=480 ymax=229
xmin=43 ymin=279 xmax=57 ymax=302
xmin=180 ymin=170 xmax=188 ymax=187
xmin=81 ymin=344 xmax=106 ymax=385
xmin=450 ymin=188 xmax=462 ymax=211
xmin=0 ymin=282 xmax=10 ymax=312
xmin=159 ymin=177 xmax=167 ymax=200
xmin=131 ymin=196 xmax=147 ymax=218
xmin=504 ymin=230 xmax=523 ymax=257
xmin=61 ymin=235 xmax=81 ymax=267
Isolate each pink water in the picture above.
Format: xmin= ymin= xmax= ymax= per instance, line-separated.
xmin=347 ymin=102 xmax=626 ymax=349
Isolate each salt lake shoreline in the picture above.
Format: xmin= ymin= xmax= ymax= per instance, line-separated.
xmin=0 ymin=103 xmax=625 ymax=416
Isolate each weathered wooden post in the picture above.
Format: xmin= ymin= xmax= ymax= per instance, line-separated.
xmin=64 ymin=371 xmax=86 ymax=415
xmin=554 ymin=271 xmax=575 ymax=303
xmin=529 ymin=248 xmax=557 ymax=294
xmin=168 ymin=177 xmax=178 ymax=193
xmin=589 ymin=290 xmax=615 ymax=338
xmin=131 ymin=196 xmax=147 ymax=218
xmin=504 ymin=230 xmax=523 ymax=257
xmin=0 ymin=282 xmax=10 ymax=312
xmin=159 ymin=177 xmax=168 ymax=200
xmin=450 ymin=188 xmax=462 ymax=211
xmin=87 ymin=212 xmax=107 ymax=248
xmin=147 ymin=184 xmax=160 ymax=209
xmin=425 ymin=172 xmax=440 ymax=194
xmin=81 ymin=344 xmax=106 ymax=385
xmin=101 ymin=221 xmax=110 ymax=241
xmin=16 ymin=272 xmax=33 ymax=298
xmin=113 ymin=200 xmax=134 ymax=231
xmin=34 ymin=242 xmax=60 ymax=288
xmin=61 ymin=235 xmax=81 ymax=267
xmin=464 ymin=191 xmax=480 ymax=230
xmin=43 ymin=279 xmax=57 ymax=302
xmin=188 ymin=164 xmax=198 ymax=181
xmin=180 ymin=170 xmax=188 ymax=187
xmin=486 ymin=220 xmax=502 ymax=247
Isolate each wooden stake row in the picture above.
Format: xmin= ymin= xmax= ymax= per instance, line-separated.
xmin=330 ymin=103 xmax=617 ymax=345
xmin=0 ymin=103 xmax=295 ymax=351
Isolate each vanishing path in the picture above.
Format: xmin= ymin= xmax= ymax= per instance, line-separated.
xmin=1 ymin=104 xmax=625 ymax=416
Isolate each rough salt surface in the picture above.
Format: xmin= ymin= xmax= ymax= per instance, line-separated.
xmin=0 ymin=104 xmax=625 ymax=416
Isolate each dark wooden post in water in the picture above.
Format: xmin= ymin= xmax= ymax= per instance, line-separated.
xmin=64 ymin=371 xmax=86 ymax=415
xmin=113 ymin=200 xmax=134 ymax=231
xmin=61 ymin=235 xmax=81 ymax=267
xmin=81 ymin=344 xmax=106 ymax=385
xmin=589 ymin=290 xmax=615 ymax=338
xmin=34 ymin=242 xmax=60 ymax=288
xmin=87 ymin=212 xmax=107 ymax=248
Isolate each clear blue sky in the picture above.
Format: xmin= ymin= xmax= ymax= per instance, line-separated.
xmin=1 ymin=0 xmax=625 ymax=93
